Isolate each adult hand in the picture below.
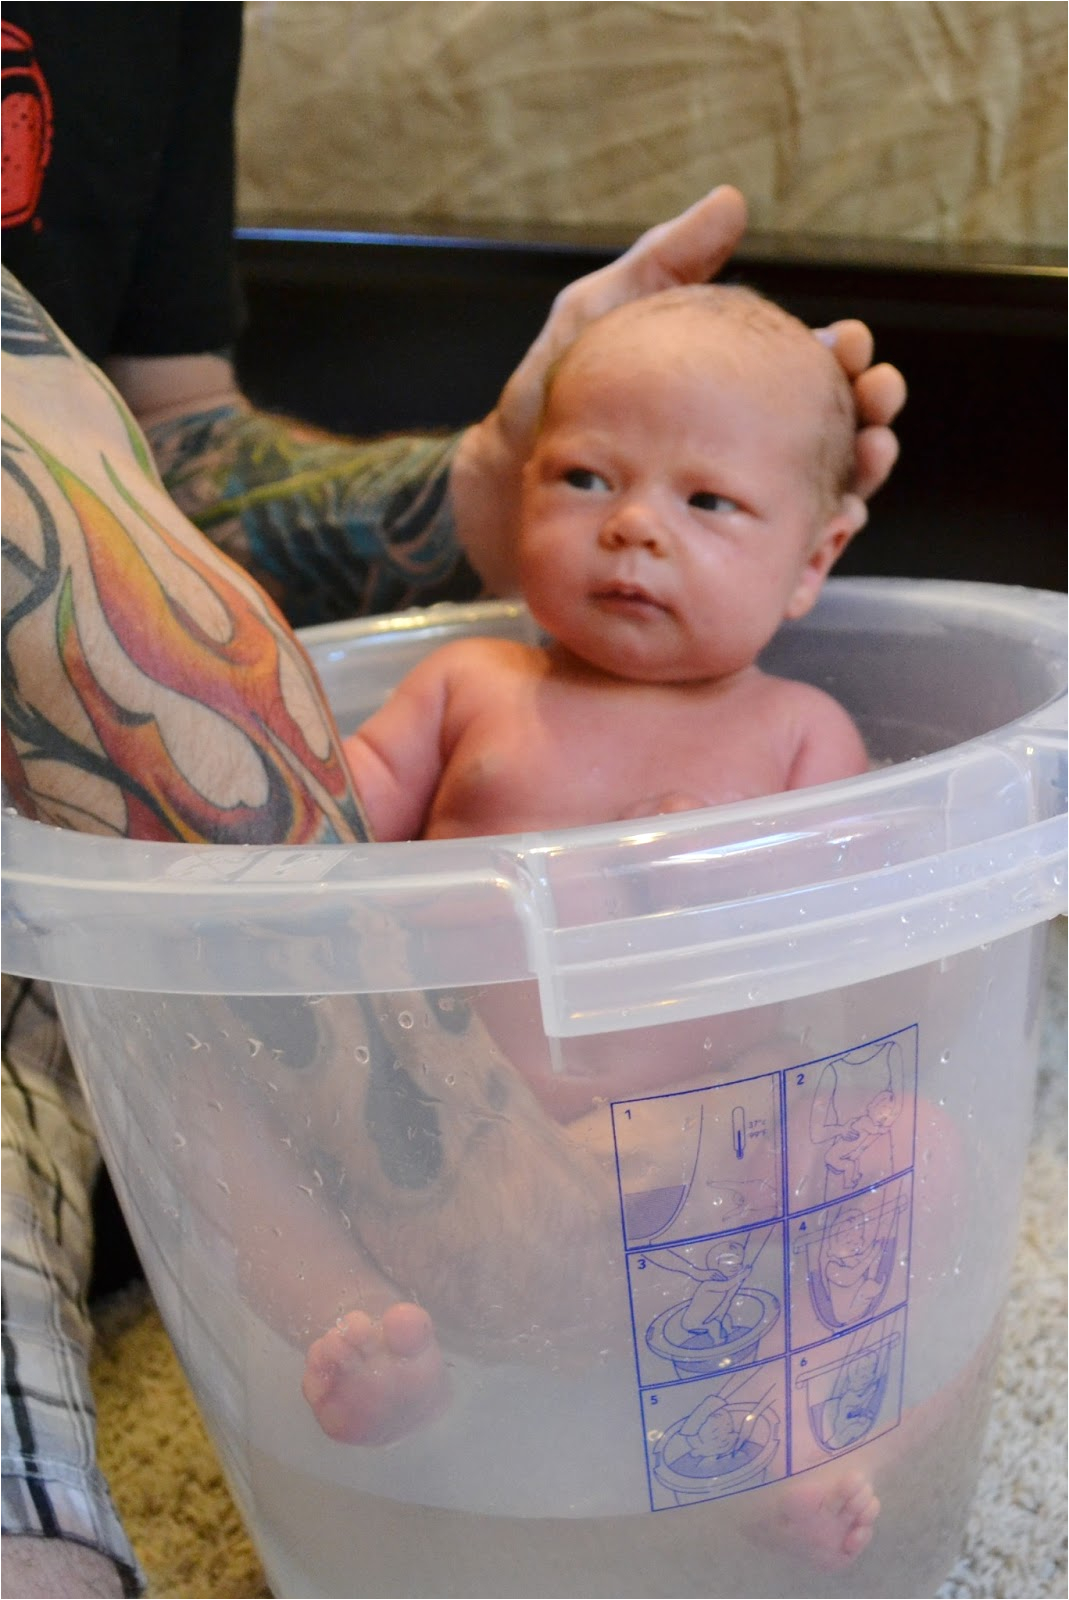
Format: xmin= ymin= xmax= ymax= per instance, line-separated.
xmin=450 ymin=185 xmax=906 ymax=591
xmin=815 ymin=317 xmax=907 ymax=535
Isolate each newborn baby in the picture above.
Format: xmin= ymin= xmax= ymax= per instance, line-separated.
xmin=304 ymin=284 xmax=882 ymax=1571
xmin=343 ymin=283 xmax=869 ymax=842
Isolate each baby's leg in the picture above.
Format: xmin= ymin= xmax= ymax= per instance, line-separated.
xmin=189 ymin=1008 xmax=451 ymax=1449
xmin=303 ymin=1302 xmax=450 ymax=1446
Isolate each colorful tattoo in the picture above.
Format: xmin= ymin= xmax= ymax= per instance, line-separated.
xmin=148 ymin=408 xmax=482 ymax=628
xmin=2 ymin=269 xmax=369 ymax=846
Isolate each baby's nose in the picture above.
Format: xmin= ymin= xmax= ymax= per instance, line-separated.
xmin=599 ymin=502 xmax=665 ymax=553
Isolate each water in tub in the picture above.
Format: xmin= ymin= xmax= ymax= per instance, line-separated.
xmin=108 ymin=927 xmax=1037 ymax=1599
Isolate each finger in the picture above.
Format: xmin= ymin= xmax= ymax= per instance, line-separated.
xmin=854 ymin=363 xmax=908 ymax=429
xmin=816 ymin=318 xmax=874 ymax=379
xmin=612 ymin=184 xmax=748 ymax=295
xmin=548 ymin=185 xmax=748 ymax=342
xmin=499 ymin=186 xmax=748 ymax=431
xmin=854 ymin=424 xmax=901 ymax=502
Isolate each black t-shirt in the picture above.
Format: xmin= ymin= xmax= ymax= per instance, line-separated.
xmin=1 ymin=1 xmax=243 ymax=364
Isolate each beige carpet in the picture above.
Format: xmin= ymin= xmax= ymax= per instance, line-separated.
xmin=92 ymin=922 xmax=1068 ymax=1600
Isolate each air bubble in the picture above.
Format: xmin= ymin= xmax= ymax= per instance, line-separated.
xmin=355 ymin=1045 xmax=370 ymax=1064
xmin=398 ymin=1011 xmax=414 ymax=1030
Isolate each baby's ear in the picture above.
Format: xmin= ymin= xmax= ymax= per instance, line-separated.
xmin=784 ymin=495 xmax=865 ymax=621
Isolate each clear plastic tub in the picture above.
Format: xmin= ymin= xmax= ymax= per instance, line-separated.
xmin=4 ymin=578 xmax=1066 ymax=1599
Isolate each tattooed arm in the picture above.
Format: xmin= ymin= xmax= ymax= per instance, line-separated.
xmin=2 ymin=268 xmax=367 ymax=845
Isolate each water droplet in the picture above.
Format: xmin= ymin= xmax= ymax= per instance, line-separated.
xmin=297 ymin=1184 xmax=314 ymax=1199
xmin=939 ymin=1051 xmax=951 ymax=1065
xmin=398 ymin=1011 xmax=414 ymax=1030
xmin=186 ymin=1033 xmax=207 ymax=1051
xmin=355 ymin=1045 xmax=370 ymax=1064
xmin=216 ymin=1179 xmax=230 ymax=1196
xmin=172 ymin=1132 xmax=187 ymax=1149
xmin=247 ymin=1038 xmax=263 ymax=1057
xmin=445 ymin=1073 xmax=456 ymax=1086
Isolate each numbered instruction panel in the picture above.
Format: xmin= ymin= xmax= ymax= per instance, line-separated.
xmin=611 ymin=1027 xmax=917 ymax=1511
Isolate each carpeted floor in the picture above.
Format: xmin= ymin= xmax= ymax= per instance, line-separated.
xmin=92 ymin=922 xmax=1068 ymax=1600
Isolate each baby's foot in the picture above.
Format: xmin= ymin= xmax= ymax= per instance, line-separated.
xmin=302 ymin=1302 xmax=450 ymax=1446
xmin=763 ymin=1469 xmax=880 ymax=1572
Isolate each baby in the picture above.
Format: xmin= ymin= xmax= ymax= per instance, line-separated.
xmin=342 ymin=283 xmax=869 ymax=842
xmin=302 ymin=285 xmax=881 ymax=1568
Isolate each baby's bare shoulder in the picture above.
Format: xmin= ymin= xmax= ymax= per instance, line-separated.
xmin=758 ymin=674 xmax=870 ymax=785
xmin=422 ymin=635 xmax=542 ymax=680
xmin=763 ymin=672 xmax=852 ymax=724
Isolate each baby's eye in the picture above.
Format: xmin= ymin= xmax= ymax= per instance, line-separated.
xmin=689 ymin=490 xmax=739 ymax=514
xmin=563 ymin=467 xmax=610 ymax=492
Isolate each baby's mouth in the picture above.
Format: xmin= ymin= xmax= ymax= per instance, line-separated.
xmin=591 ymin=582 xmax=668 ymax=614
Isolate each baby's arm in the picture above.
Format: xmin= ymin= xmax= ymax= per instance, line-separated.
xmin=787 ymin=688 xmax=871 ymax=791
xmin=342 ymin=649 xmax=458 ymax=840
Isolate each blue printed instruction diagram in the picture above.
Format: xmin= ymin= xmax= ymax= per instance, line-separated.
xmin=611 ymin=1027 xmax=916 ymax=1511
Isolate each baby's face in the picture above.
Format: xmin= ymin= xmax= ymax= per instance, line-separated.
xmin=519 ymin=305 xmax=848 ymax=684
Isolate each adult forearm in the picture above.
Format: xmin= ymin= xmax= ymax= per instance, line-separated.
xmin=144 ymin=401 xmax=482 ymax=629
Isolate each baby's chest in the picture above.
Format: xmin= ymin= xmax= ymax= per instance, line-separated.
xmin=440 ymin=686 xmax=800 ymax=827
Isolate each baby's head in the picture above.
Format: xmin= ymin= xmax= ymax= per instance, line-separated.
xmin=520 ymin=283 xmax=864 ymax=684
xmin=543 ymin=283 xmax=856 ymax=527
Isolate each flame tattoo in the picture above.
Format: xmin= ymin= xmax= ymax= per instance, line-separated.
xmin=7 ymin=417 xmax=368 ymax=845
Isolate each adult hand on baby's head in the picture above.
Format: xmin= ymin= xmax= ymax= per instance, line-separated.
xmin=450 ymin=185 xmax=750 ymax=593
xmin=450 ymin=183 xmax=906 ymax=593
xmin=494 ymin=184 xmax=751 ymax=446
